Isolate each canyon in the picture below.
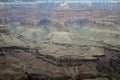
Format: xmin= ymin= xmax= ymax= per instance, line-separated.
xmin=0 ymin=2 xmax=120 ymax=80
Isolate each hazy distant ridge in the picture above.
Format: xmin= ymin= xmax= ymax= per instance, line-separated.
xmin=0 ymin=0 xmax=120 ymax=2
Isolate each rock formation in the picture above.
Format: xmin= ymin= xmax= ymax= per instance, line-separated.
xmin=0 ymin=2 xmax=120 ymax=80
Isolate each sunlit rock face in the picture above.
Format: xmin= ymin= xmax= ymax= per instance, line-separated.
xmin=49 ymin=31 xmax=72 ymax=43
xmin=0 ymin=25 xmax=32 ymax=47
